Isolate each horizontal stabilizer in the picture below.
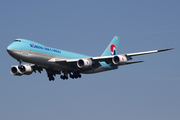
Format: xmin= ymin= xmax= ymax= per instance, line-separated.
xmin=119 ymin=61 xmax=144 ymax=66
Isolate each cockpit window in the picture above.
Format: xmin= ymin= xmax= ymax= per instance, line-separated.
xmin=14 ymin=40 xmax=21 ymax=42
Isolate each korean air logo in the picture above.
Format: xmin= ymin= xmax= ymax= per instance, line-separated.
xmin=31 ymin=44 xmax=35 ymax=47
xmin=110 ymin=44 xmax=116 ymax=55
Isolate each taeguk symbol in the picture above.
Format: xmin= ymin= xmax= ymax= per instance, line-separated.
xmin=110 ymin=44 xmax=116 ymax=55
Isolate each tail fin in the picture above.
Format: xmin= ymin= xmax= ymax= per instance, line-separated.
xmin=101 ymin=36 xmax=120 ymax=56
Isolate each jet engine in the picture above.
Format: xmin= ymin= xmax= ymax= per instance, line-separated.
xmin=112 ymin=55 xmax=127 ymax=65
xmin=10 ymin=66 xmax=23 ymax=76
xmin=10 ymin=65 xmax=33 ymax=76
xmin=77 ymin=59 xmax=92 ymax=69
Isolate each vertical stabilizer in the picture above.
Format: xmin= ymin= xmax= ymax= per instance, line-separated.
xmin=101 ymin=36 xmax=120 ymax=56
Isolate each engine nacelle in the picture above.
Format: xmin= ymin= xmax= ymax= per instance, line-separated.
xmin=18 ymin=65 xmax=33 ymax=75
xmin=112 ymin=55 xmax=127 ymax=65
xmin=77 ymin=59 xmax=92 ymax=69
xmin=10 ymin=65 xmax=33 ymax=76
xmin=10 ymin=66 xmax=23 ymax=76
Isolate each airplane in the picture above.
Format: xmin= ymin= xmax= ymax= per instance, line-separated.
xmin=7 ymin=36 xmax=173 ymax=81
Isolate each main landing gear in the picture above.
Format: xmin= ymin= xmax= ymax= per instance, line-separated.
xmin=60 ymin=71 xmax=82 ymax=80
xmin=60 ymin=72 xmax=68 ymax=80
xmin=47 ymin=70 xmax=82 ymax=81
xmin=48 ymin=73 xmax=55 ymax=81
xmin=69 ymin=71 xmax=81 ymax=79
xmin=46 ymin=69 xmax=59 ymax=81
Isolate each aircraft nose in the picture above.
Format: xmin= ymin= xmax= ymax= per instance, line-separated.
xmin=7 ymin=44 xmax=13 ymax=55
xmin=7 ymin=44 xmax=11 ymax=51
xmin=7 ymin=48 xmax=11 ymax=55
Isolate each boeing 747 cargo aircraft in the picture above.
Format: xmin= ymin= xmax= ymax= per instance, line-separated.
xmin=7 ymin=36 xmax=173 ymax=81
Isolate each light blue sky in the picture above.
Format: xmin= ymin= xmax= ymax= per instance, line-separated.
xmin=1 ymin=1 xmax=180 ymax=120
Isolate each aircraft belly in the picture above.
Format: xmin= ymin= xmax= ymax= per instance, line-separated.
xmin=20 ymin=50 xmax=71 ymax=71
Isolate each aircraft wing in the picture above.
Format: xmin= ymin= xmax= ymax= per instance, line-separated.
xmin=48 ymin=58 xmax=102 ymax=69
xmin=125 ymin=48 xmax=174 ymax=56
xmin=91 ymin=48 xmax=173 ymax=65
xmin=48 ymin=56 xmax=115 ymax=65
xmin=48 ymin=48 xmax=173 ymax=68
